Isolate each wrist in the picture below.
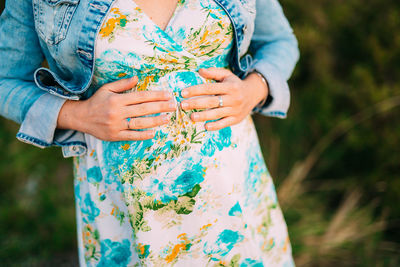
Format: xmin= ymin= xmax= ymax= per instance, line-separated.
xmin=244 ymin=71 xmax=269 ymax=108
xmin=57 ymin=100 xmax=86 ymax=132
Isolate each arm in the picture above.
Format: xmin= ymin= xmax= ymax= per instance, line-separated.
xmin=0 ymin=0 xmax=68 ymax=148
xmin=0 ymin=0 xmax=174 ymax=156
xmin=249 ymin=0 xmax=300 ymax=118
xmin=177 ymin=0 xmax=299 ymax=129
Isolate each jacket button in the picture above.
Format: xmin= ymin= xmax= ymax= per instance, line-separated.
xmin=243 ymin=24 xmax=248 ymax=33
xmin=71 ymin=146 xmax=78 ymax=152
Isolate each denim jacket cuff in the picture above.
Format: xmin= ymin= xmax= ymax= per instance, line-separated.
xmin=249 ymin=61 xmax=290 ymax=118
xmin=16 ymin=93 xmax=87 ymax=157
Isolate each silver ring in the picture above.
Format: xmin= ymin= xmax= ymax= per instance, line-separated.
xmin=218 ymin=95 xmax=223 ymax=108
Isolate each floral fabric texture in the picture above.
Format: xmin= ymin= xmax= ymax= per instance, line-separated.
xmin=73 ymin=0 xmax=294 ymax=266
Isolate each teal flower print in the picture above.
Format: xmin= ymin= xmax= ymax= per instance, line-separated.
xmin=218 ymin=126 xmax=232 ymax=148
xmin=240 ymin=258 xmax=264 ymax=267
xmin=95 ymin=49 xmax=139 ymax=86
xmin=200 ymin=53 xmax=232 ymax=69
xmin=168 ymin=71 xmax=204 ymax=101
xmin=201 ymin=127 xmax=232 ymax=157
xmin=74 ymin=182 xmax=82 ymax=203
xmin=244 ymin=145 xmax=269 ymax=207
xmin=142 ymin=25 xmax=183 ymax=53
xmin=98 ymin=239 xmax=132 ymax=267
xmin=228 ymin=202 xmax=243 ymax=216
xmin=101 ymin=138 xmax=155 ymax=184
xmin=173 ymin=26 xmax=187 ymax=44
xmin=203 ymin=229 xmax=244 ymax=261
xmin=143 ymin=159 xmax=205 ymax=203
xmin=200 ymin=138 xmax=216 ymax=157
xmin=81 ymin=193 xmax=100 ymax=223
xmin=172 ymin=163 xmax=205 ymax=196
xmin=87 ymin=166 xmax=102 ymax=184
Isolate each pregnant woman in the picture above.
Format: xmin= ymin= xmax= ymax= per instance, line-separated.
xmin=0 ymin=0 xmax=299 ymax=265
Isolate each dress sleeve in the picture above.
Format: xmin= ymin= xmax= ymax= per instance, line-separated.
xmin=0 ymin=0 xmax=68 ymax=148
xmin=248 ymin=0 xmax=300 ymax=118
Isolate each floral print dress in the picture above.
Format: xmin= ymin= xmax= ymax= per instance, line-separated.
xmin=73 ymin=0 xmax=295 ymax=266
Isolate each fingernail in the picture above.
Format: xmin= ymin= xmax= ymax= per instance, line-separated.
xmin=169 ymin=101 xmax=176 ymax=108
xmin=181 ymin=90 xmax=188 ymax=97
xmin=181 ymin=102 xmax=188 ymax=109
xmin=192 ymin=113 xmax=199 ymax=121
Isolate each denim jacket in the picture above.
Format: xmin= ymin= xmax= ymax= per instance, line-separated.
xmin=0 ymin=0 xmax=299 ymax=158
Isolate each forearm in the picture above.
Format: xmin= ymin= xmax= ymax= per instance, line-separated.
xmin=248 ymin=0 xmax=299 ymax=118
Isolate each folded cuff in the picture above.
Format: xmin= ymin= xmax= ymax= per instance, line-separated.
xmin=16 ymin=93 xmax=87 ymax=157
xmin=249 ymin=61 xmax=290 ymax=118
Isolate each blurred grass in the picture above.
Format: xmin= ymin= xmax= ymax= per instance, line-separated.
xmin=0 ymin=120 xmax=77 ymax=265
xmin=253 ymin=0 xmax=400 ymax=266
xmin=1 ymin=0 xmax=400 ymax=266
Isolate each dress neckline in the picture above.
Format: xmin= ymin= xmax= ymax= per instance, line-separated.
xmin=131 ymin=0 xmax=184 ymax=33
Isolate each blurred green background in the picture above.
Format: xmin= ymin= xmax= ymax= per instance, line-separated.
xmin=1 ymin=0 xmax=399 ymax=266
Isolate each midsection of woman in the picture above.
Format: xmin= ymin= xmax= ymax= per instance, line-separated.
xmin=73 ymin=0 xmax=294 ymax=266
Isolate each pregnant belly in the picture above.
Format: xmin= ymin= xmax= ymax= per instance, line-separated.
xmin=91 ymin=71 xmax=235 ymax=196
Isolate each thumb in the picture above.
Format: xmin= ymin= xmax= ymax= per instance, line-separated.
xmin=101 ymin=76 xmax=139 ymax=93
xmin=198 ymin=67 xmax=232 ymax=81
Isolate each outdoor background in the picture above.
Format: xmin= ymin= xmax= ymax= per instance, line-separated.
xmin=1 ymin=0 xmax=399 ymax=266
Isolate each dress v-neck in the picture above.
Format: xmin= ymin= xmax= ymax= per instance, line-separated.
xmin=130 ymin=0 xmax=183 ymax=33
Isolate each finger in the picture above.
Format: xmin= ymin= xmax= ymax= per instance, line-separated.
xmin=181 ymin=95 xmax=233 ymax=110
xmin=127 ymin=114 xmax=170 ymax=130
xmin=181 ymin=83 xmax=229 ymax=98
xmin=120 ymin=90 xmax=174 ymax=105
xmin=116 ymin=129 xmax=156 ymax=141
xmin=205 ymin=116 xmax=237 ymax=131
xmin=124 ymin=100 xmax=176 ymax=117
xmin=191 ymin=107 xmax=233 ymax=122
xmin=198 ymin=67 xmax=233 ymax=81
xmin=102 ymin=76 xmax=139 ymax=93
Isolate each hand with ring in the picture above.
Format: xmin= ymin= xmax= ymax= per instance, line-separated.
xmin=58 ymin=76 xmax=177 ymax=141
xmin=180 ymin=67 xmax=269 ymax=131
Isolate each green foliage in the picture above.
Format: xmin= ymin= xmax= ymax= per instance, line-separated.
xmin=252 ymin=0 xmax=400 ymax=266
xmin=0 ymin=0 xmax=399 ymax=266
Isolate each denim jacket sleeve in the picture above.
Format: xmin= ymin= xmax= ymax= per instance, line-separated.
xmin=249 ymin=0 xmax=299 ymax=118
xmin=0 ymin=0 xmax=69 ymax=149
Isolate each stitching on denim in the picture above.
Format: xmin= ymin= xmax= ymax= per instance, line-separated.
xmin=54 ymin=141 xmax=87 ymax=148
xmin=16 ymin=132 xmax=51 ymax=147
xmin=16 ymin=132 xmax=87 ymax=148
xmin=90 ymin=3 xmax=108 ymax=12
xmin=264 ymin=111 xmax=286 ymax=117
xmin=76 ymin=49 xmax=93 ymax=60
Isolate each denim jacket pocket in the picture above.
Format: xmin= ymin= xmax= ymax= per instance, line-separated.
xmin=33 ymin=0 xmax=80 ymax=45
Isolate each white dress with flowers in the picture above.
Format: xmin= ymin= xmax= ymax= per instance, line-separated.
xmin=73 ymin=0 xmax=295 ymax=266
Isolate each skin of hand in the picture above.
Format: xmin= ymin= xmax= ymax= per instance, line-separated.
xmin=180 ymin=67 xmax=269 ymax=131
xmin=57 ymin=76 xmax=177 ymax=141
